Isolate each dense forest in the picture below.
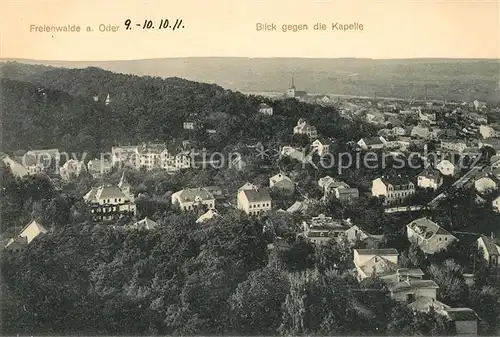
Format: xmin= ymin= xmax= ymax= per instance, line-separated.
xmin=1 ymin=62 xmax=377 ymax=155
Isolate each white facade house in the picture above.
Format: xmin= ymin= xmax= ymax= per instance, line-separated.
xmin=258 ymin=103 xmax=273 ymax=115
xmin=406 ymin=217 xmax=457 ymax=254
xmin=474 ymin=175 xmax=497 ymax=194
xmin=171 ymin=188 xmax=215 ymax=211
xmin=293 ymin=118 xmax=318 ymax=138
xmin=477 ymin=235 xmax=500 ymax=266
xmin=84 ymin=173 xmax=137 ymax=221
xmin=436 ymin=159 xmax=460 ymax=177
xmin=357 ymin=136 xmax=387 ymax=150
xmin=269 ymin=173 xmax=295 ymax=193
xmin=311 ymin=138 xmax=332 ymax=156
xmin=440 ymin=139 xmax=467 ymax=153
xmin=353 ymin=248 xmax=399 ymax=280
xmin=60 ymin=159 xmax=86 ymax=181
xmin=237 ymin=186 xmax=272 ymax=216
xmin=371 ymin=177 xmax=416 ymax=204
xmin=87 ymin=158 xmax=112 ymax=178
xmin=417 ymin=167 xmax=443 ymax=190
xmin=388 ymin=279 xmax=439 ymax=303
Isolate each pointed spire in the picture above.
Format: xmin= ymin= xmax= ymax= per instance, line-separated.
xmin=105 ymin=93 xmax=111 ymax=106
xmin=291 ymin=76 xmax=295 ymax=89
xmin=118 ymin=171 xmax=130 ymax=188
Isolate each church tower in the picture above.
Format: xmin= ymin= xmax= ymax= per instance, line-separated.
xmin=285 ymin=77 xmax=296 ymax=98
xmin=118 ymin=171 xmax=132 ymax=201
xmin=105 ymin=93 xmax=111 ymax=106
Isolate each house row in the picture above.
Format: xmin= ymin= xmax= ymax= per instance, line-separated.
xmin=353 ymin=247 xmax=479 ymax=335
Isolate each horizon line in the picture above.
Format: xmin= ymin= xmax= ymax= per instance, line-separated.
xmin=1 ymin=56 xmax=500 ymax=63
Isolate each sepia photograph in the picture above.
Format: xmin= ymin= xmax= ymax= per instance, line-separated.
xmin=0 ymin=0 xmax=499 ymax=336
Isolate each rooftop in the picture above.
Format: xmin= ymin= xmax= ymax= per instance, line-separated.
xmin=407 ymin=217 xmax=453 ymax=239
xmin=355 ymin=248 xmax=399 ymax=256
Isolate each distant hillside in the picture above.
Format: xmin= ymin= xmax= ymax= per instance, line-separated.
xmin=2 ymin=58 xmax=499 ymax=102
xmin=1 ymin=66 xmax=374 ymax=154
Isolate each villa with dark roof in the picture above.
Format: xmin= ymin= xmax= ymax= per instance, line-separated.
xmin=406 ymin=217 xmax=457 ymax=254
xmin=237 ymin=185 xmax=272 ymax=216
xmin=84 ymin=172 xmax=136 ymax=221
xmin=417 ymin=167 xmax=443 ymax=190
xmin=171 ymin=187 xmax=215 ymax=211
xmin=371 ymin=176 xmax=416 ymax=205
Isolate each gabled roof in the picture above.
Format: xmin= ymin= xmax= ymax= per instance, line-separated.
xmin=407 ymin=217 xmax=454 ymax=239
xmin=129 ymin=217 xmax=159 ymax=230
xmin=358 ymin=255 xmax=398 ymax=277
xmin=196 ymin=209 xmax=220 ymax=223
xmin=389 ymin=279 xmax=439 ymax=292
xmin=360 ymin=136 xmax=385 ymax=145
xmin=418 ymin=167 xmax=441 ymax=180
xmin=442 ymin=308 xmax=479 ymax=322
xmin=312 ymin=137 xmax=333 ymax=146
xmin=238 ymin=182 xmax=259 ymax=192
xmin=19 ymin=220 xmax=48 ymax=244
xmin=240 ymin=188 xmax=272 ymax=203
xmin=286 ymin=201 xmax=309 ymax=214
xmin=96 ymin=186 xmax=128 ymax=200
xmin=173 ymin=188 xmax=214 ymax=202
xmin=355 ymin=248 xmax=399 ymax=256
xmin=270 ymin=173 xmax=293 ymax=184
xmin=478 ymin=235 xmax=500 ymax=255
xmin=408 ymin=297 xmax=450 ymax=312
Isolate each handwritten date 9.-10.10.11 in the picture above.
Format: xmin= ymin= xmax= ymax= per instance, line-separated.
xmin=124 ymin=18 xmax=185 ymax=30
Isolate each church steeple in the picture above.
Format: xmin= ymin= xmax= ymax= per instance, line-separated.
xmin=290 ymin=77 xmax=295 ymax=89
xmin=105 ymin=93 xmax=111 ymax=106
xmin=118 ymin=171 xmax=130 ymax=193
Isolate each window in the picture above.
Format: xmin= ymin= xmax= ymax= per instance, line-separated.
xmin=439 ymin=237 xmax=442 ymax=241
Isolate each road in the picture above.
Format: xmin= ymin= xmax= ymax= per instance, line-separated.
xmin=427 ymin=165 xmax=483 ymax=207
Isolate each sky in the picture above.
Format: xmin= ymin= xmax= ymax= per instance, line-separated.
xmin=0 ymin=0 xmax=499 ymax=61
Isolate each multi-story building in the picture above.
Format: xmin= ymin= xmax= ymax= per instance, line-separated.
xmin=417 ymin=167 xmax=443 ymax=190
xmin=171 ymin=187 xmax=215 ymax=211
xmin=406 ymin=217 xmax=457 ymax=254
xmin=237 ymin=185 xmax=272 ymax=216
xmin=111 ymin=145 xmax=139 ymax=169
xmin=371 ymin=177 xmax=416 ymax=204
xmin=301 ymin=214 xmax=345 ymax=246
xmin=83 ymin=172 xmax=136 ymax=221
xmin=311 ymin=138 xmax=332 ymax=156
xmin=440 ymin=139 xmax=467 ymax=153
xmin=293 ymin=118 xmax=318 ymax=138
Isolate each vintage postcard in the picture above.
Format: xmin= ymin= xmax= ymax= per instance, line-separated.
xmin=0 ymin=0 xmax=499 ymax=336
